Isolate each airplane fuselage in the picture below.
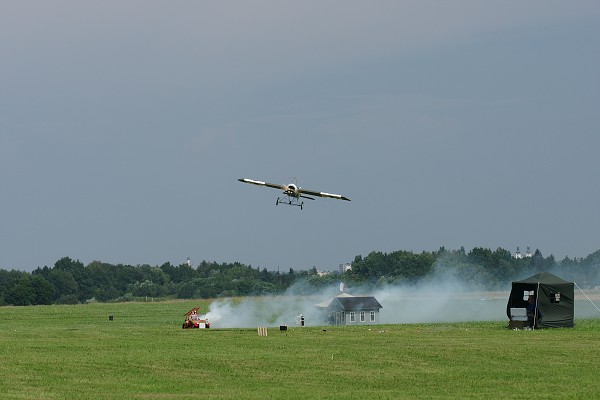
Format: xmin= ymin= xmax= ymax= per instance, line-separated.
xmin=285 ymin=183 xmax=300 ymax=197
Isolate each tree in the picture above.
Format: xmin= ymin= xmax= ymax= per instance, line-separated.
xmin=3 ymin=276 xmax=35 ymax=306
xmin=47 ymin=269 xmax=79 ymax=302
xmin=30 ymin=275 xmax=55 ymax=305
xmin=54 ymin=257 xmax=84 ymax=275
xmin=0 ymin=269 xmax=28 ymax=304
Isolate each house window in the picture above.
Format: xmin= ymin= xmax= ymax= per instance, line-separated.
xmin=370 ymin=311 xmax=375 ymax=322
xmin=341 ymin=312 xmax=345 ymax=323
xmin=350 ymin=312 xmax=355 ymax=322
xmin=360 ymin=311 xmax=365 ymax=322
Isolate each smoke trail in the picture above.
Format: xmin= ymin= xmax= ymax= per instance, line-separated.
xmin=204 ymin=282 xmax=340 ymax=328
xmin=202 ymin=265 xmax=599 ymax=328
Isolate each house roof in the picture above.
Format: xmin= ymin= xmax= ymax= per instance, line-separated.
xmin=316 ymin=292 xmax=354 ymax=308
xmin=317 ymin=294 xmax=382 ymax=311
xmin=335 ymin=296 xmax=382 ymax=311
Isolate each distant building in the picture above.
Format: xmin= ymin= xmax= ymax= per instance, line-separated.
xmin=514 ymin=245 xmax=532 ymax=259
xmin=316 ymin=293 xmax=382 ymax=325
xmin=338 ymin=263 xmax=352 ymax=274
xmin=515 ymin=247 xmax=522 ymax=259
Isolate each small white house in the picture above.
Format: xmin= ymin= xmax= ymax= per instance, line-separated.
xmin=316 ymin=293 xmax=383 ymax=325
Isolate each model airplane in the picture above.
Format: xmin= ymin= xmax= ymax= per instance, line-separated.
xmin=238 ymin=177 xmax=350 ymax=209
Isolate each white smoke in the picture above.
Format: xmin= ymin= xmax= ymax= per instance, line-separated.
xmin=203 ymin=266 xmax=600 ymax=328
xmin=204 ymin=282 xmax=341 ymax=328
xmin=372 ymin=264 xmax=510 ymax=324
xmin=205 ymin=295 xmax=319 ymax=328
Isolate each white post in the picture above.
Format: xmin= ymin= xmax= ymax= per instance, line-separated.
xmin=257 ymin=326 xmax=268 ymax=336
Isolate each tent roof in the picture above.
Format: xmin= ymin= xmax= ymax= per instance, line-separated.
xmin=514 ymin=272 xmax=572 ymax=285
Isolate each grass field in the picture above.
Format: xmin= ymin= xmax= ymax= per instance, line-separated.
xmin=1 ymin=299 xmax=599 ymax=399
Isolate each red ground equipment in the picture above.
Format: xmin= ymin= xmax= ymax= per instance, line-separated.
xmin=182 ymin=307 xmax=210 ymax=329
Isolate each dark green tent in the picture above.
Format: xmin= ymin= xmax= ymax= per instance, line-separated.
xmin=506 ymin=272 xmax=574 ymax=328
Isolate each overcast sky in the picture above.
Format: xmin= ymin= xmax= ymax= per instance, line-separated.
xmin=2 ymin=1 xmax=599 ymax=272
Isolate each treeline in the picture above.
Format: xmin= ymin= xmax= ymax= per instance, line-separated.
xmin=1 ymin=247 xmax=599 ymax=306
xmin=348 ymin=247 xmax=600 ymax=290
xmin=0 ymin=257 xmax=311 ymax=306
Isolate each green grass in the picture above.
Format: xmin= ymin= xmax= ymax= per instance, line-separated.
xmin=1 ymin=300 xmax=599 ymax=399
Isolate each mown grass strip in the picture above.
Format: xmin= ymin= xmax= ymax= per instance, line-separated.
xmin=1 ymin=301 xmax=599 ymax=399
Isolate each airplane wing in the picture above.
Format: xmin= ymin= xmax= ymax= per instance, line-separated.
xmin=238 ymin=178 xmax=287 ymax=191
xmin=298 ymin=188 xmax=351 ymax=201
xmin=239 ymin=178 xmax=351 ymax=202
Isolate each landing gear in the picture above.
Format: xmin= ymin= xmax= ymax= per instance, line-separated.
xmin=276 ymin=196 xmax=304 ymax=209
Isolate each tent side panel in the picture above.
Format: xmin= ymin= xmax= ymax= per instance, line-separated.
xmin=537 ymin=283 xmax=574 ymax=328
xmin=506 ymin=282 xmax=538 ymax=319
